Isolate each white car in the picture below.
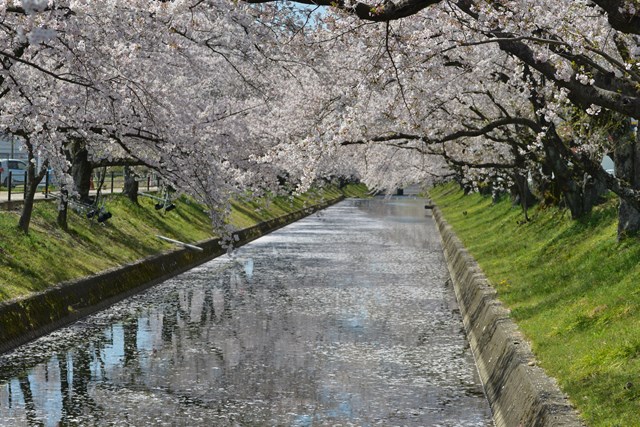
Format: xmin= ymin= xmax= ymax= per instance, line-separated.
xmin=0 ymin=158 xmax=28 ymax=187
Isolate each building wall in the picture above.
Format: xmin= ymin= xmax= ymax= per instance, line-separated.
xmin=0 ymin=134 xmax=27 ymax=160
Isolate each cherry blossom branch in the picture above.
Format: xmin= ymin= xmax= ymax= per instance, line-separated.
xmin=340 ymin=132 xmax=424 ymax=146
xmin=440 ymin=152 xmax=517 ymax=170
xmin=492 ymin=36 xmax=640 ymax=118
xmin=0 ymin=49 xmax=94 ymax=88
xmin=590 ymin=0 xmax=640 ymax=35
xmin=5 ymin=5 xmax=75 ymax=17
xmin=435 ymin=117 xmax=541 ymax=143
xmin=169 ymin=27 xmax=266 ymax=97
xmin=461 ymin=36 xmax=640 ymax=84
xmin=339 ymin=116 xmax=540 ymax=148
xmin=384 ymin=21 xmax=415 ymax=124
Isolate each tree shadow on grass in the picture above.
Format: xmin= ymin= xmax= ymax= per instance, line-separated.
xmin=508 ymin=241 xmax=631 ymax=324
xmin=230 ymin=203 xmax=270 ymax=225
xmin=564 ymin=369 xmax=640 ymax=426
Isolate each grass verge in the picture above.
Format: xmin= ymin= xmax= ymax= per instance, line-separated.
xmin=0 ymin=183 xmax=369 ymax=304
xmin=430 ymin=182 xmax=640 ymax=427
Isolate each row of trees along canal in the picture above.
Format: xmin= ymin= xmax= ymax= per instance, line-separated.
xmin=1 ymin=1 xmax=640 ymax=238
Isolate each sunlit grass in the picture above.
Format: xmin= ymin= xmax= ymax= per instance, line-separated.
xmin=430 ymin=182 xmax=640 ymax=427
xmin=0 ymin=183 xmax=369 ymax=303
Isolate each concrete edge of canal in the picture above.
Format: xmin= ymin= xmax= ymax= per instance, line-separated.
xmin=432 ymin=207 xmax=586 ymax=427
xmin=0 ymin=195 xmax=344 ymax=355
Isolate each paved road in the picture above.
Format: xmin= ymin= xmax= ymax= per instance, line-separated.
xmin=0 ymin=186 xmax=159 ymax=206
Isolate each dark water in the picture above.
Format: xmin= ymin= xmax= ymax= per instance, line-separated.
xmin=0 ymin=198 xmax=493 ymax=426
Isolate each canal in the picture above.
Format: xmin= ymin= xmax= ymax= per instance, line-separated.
xmin=0 ymin=198 xmax=493 ymax=426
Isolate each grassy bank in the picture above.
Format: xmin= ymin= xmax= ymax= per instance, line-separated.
xmin=430 ymin=183 xmax=640 ymax=427
xmin=0 ymin=183 xmax=369 ymax=304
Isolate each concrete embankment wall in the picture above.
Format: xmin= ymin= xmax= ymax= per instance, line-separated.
xmin=0 ymin=196 xmax=343 ymax=355
xmin=432 ymin=207 xmax=585 ymax=427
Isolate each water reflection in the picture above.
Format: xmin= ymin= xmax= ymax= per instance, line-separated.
xmin=0 ymin=198 xmax=493 ymax=426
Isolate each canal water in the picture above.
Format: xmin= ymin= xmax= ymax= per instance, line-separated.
xmin=0 ymin=198 xmax=493 ymax=426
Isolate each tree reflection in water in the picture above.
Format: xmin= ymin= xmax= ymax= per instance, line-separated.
xmin=0 ymin=199 xmax=492 ymax=426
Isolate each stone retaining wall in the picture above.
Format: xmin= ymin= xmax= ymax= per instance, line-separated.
xmin=432 ymin=207 xmax=585 ymax=427
xmin=0 ymin=196 xmax=343 ymax=355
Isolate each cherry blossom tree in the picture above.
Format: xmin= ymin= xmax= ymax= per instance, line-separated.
xmin=245 ymin=0 xmax=639 ymax=235
xmin=0 ymin=0 xmax=292 ymax=232
xmin=3 ymin=0 xmax=640 ymax=239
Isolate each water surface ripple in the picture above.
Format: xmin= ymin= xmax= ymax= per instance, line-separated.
xmin=0 ymin=198 xmax=493 ymax=426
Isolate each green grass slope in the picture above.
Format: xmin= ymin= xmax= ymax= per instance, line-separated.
xmin=0 ymin=183 xmax=369 ymax=304
xmin=430 ymin=182 xmax=640 ymax=427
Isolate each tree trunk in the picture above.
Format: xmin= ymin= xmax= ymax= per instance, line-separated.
xmin=57 ymin=188 xmax=69 ymax=231
xmin=526 ymin=75 xmax=586 ymax=217
xmin=18 ymin=165 xmax=38 ymax=234
xmin=581 ymin=172 xmax=608 ymax=214
xmin=18 ymin=376 xmax=38 ymax=426
xmin=70 ymin=146 xmax=93 ymax=204
xmin=543 ymin=137 xmax=586 ymax=219
xmin=123 ymin=165 xmax=139 ymax=204
xmin=614 ymin=130 xmax=640 ymax=238
xmin=511 ymin=172 xmax=536 ymax=221
xmin=17 ymin=143 xmax=48 ymax=234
